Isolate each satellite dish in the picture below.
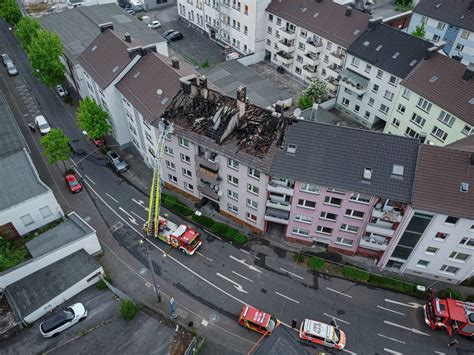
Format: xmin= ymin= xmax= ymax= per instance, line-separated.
xmin=157 ymin=89 xmax=163 ymax=96
xmin=217 ymin=190 xmax=223 ymax=197
xmin=293 ymin=108 xmax=302 ymax=117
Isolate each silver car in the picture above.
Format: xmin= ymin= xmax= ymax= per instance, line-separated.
xmin=1 ymin=53 xmax=12 ymax=66
xmin=106 ymin=150 xmax=128 ymax=173
xmin=6 ymin=62 xmax=18 ymax=76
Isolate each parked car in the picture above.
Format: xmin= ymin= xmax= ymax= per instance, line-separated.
xmin=166 ymin=31 xmax=183 ymax=42
xmin=65 ymin=171 xmax=82 ymax=193
xmin=1 ymin=53 xmax=12 ymax=66
xmin=39 ymin=303 xmax=87 ymax=337
xmin=55 ymin=84 xmax=68 ymax=97
xmin=148 ymin=20 xmax=161 ymax=29
xmin=6 ymin=61 xmax=18 ymax=76
xmin=162 ymin=29 xmax=175 ymax=39
xmin=106 ymin=150 xmax=128 ymax=172
xmin=238 ymin=305 xmax=279 ymax=335
xmin=34 ymin=115 xmax=51 ymax=135
xmin=91 ymin=137 xmax=104 ymax=146
xmin=299 ymin=319 xmax=346 ymax=350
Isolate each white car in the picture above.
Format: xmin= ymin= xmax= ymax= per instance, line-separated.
xmin=39 ymin=303 xmax=87 ymax=337
xmin=148 ymin=20 xmax=161 ymax=29
xmin=35 ymin=115 xmax=51 ymax=135
xmin=55 ymin=85 xmax=68 ymax=97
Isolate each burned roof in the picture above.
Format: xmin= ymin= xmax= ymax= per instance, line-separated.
xmin=161 ymin=76 xmax=290 ymax=173
xmin=413 ymin=0 xmax=474 ymax=32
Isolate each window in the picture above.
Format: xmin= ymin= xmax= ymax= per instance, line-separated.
xmin=324 ymin=196 xmax=342 ymax=207
xmin=168 ymin=174 xmax=178 ymax=183
xmin=300 ymin=182 xmax=320 ymax=194
xmin=425 ymin=246 xmax=439 ymax=255
xmin=228 ymin=158 xmax=239 ymax=170
xmin=246 ymin=212 xmax=257 ymax=223
xmin=379 ymin=104 xmax=389 ymax=114
xmin=39 ymin=206 xmax=52 ymax=219
xmin=432 ymin=34 xmax=441 ymax=41
xmin=344 ymin=88 xmax=353 ymax=95
xmin=435 ymin=232 xmax=449 ymax=241
xmin=368 ymin=98 xmax=375 ymax=107
xmin=247 ymin=184 xmax=259 ymax=195
xmin=363 ymin=167 xmax=372 ymax=180
xmin=345 ymin=209 xmax=364 ymax=219
xmin=445 ymin=216 xmax=459 ymax=225
xmin=298 ymin=199 xmax=316 ymax=209
xmin=335 ymin=237 xmax=353 ymax=247
xmin=431 ymin=126 xmax=448 ymax=142
xmin=376 ymin=69 xmax=383 ymax=79
xmin=178 ymin=137 xmax=190 ymax=148
xmin=268 ymin=14 xmax=273 ymax=22
xmin=292 ymin=228 xmax=309 ymax=237
xmin=351 ymin=57 xmax=360 ymax=68
xmin=342 ymin=97 xmax=350 ymax=107
xmin=20 ymin=214 xmax=34 ymax=226
xmin=298 ymin=42 xmax=305 ymax=50
xmin=266 ymin=39 xmax=271 ymax=46
xmin=416 ymin=260 xmax=430 ymax=268
xmin=389 ymin=75 xmax=397 ymax=85
xmin=416 ymin=98 xmax=432 ymax=113
xmin=436 ymin=21 xmax=445 ymax=30
xmin=439 ymin=265 xmax=460 ymax=275
xmin=405 ymin=127 xmax=419 ymax=139
xmin=184 ymin=182 xmax=194 ymax=191
xmin=372 ymin=84 xmax=379 ymax=93
xmin=276 ymin=17 xmax=281 ymax=26
xmin=247 ymin=198 xmax=258 ymax=209
xmin=295 ymin=214 xmax=312 ymax=224
xmin=267 ymin=26 xmax=272 ymax=35
xmin=410 ymin=113 xmax=426 ymax=128
xmin=248 ymin=167 xmax=260 ymax=180
xmin=364 ymin=64 xmax=371 ymax=73
xmin=461 ymin=30 xmax=470 ymax=39
xmin=228 ymin=189 xmax=239 ymax=200
xmin=384 ymin=90 xmax=394 ymax=101
xmin=350 ymin=193 xmax=371 ymax=204
xmin=320 ymin=211 xmax=337 ymax=221
xmin=165 ymin=146 xmax=174 ymax=156
xmin=295 ymin=67 xmax=302 ymax=75
xmin=340 ymin=224 xmax=359 ymax=233
xmin=397 ymin=104 xmax=406 ymax=114
xmin=420 ymin=16 xmax=427 ymax=24
xmin=392 ymin=118 xmax=400 ymax=128
xmin=402 ymin=88 xmax=411 ymax=99
xmin=326 ymin=41 xmax=332 ymax=50
xmin=354 ymin=105 xmax=360 ymax=113
xmin=228 ymin=175 xmax=239 ymax=186
xmin=182 ymin=168 xmax=192 ymax=178
xmin=180 ymin=153 xmax=191 ymax=164
xmin=449 ymin=251 xmax=471 ymax=262
xmin=316 ymin=226 xmax=333 ymax=235
xmin=166 ymin=160 xmax=176 ymax=170
xmin=365 ymin=111 xmax=371 ymax=120
xmin=459 ymin=237 xmax=474 ymax=248
xmin=438 ymin=111 xmax=455 ymax=127
xmin=296 ymin=55 xmax=303 ymax=63
xmin=462 ymin=125 xmax=472 ymax=135
xmin=227 ymin=203 xmax=238 ymax=214
xmin=323 ymin=55 xmax=329 ymax=63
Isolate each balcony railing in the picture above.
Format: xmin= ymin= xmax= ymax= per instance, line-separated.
xmin=279 ymin=27 xmax=296 ymax=40
xmin=195 ymin=153 xmax=219 ymax=172
xmin=197 ymin=184 xmax=220 ymax=201
xmin=264 ymin=211 xmax=290 ymax=225
xmin=267 ymin=181 xmax=294 ymax=196
xmin=366 ymin=219 xmax=396 ymax=237
xmin=306 ymin=38 xmax=323 ymax=52
xmin=359 ymin=237 xmax=388 ymax=251
xmin=276 ymin=51 xmax=293 ymax=65
xmin=329 ymin=51 xmax=345 ymax=66
xmin=340 ymin=68 xmax=369 ymax=95
xmin=266 ymin=199 xmax=292 ymax=211
xmin=197 ymin=166 xmax=220 ymax=183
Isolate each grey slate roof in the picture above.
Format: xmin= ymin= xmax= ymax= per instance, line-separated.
xmin=40 ymin=4 xmax=165 ymax=65
xmin=26 ymin=213 xmax=95 ymax=258
xmin=348 ymin=23 xmax=432 ymax=78
xmin=201 ymin=60 xmax=292 ymax=108
xmin=5 ymin=250 xmax=100 ymax=319
xmin=413 ymin=0 xmax=474 ymax=32
xmin=0 ymin=94 xmax=26 ymax=157
xmin=270 ymin=121 xmax=420 ymax=202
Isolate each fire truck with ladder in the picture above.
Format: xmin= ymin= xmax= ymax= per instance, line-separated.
xmin=424 ymin=288 xmax=474 ymax=337
xmin=144 ymin=120 xmax=202 ymax=255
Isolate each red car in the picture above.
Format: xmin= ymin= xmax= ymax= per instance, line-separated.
xmin=65 ymin=172 xmax=82 ymax=193
xmin=91 ymin=137 xmax=104 ymax=146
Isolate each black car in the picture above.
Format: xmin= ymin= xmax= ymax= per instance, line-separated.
xmin=166 ymin=31 xmax=183 ymax=42
xmin=162 ymin=29 xmax=175 ymax=39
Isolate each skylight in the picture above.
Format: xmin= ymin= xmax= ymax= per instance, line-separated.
xmin=409 ymin=60 xmax=417 ymax=66
xmin=392 ymin=52 xmax=400 ymax=59
xmin=363 ymin=41 xmax=370 ymax=46
xmin=469 ymin=98 xmax=474 ymax=105
xmin=112 ymin=66 xmax=119 ymax=73
xmin=287 ymin=144 xmax=297 ymax=154
xmin=460 ymin=182 xmax=469 ymax=193
xmin=314 ymin=12 xmax=319 ymax=18
xmin=375 ymin=45 xmax=383 ymax=51
xmin=354 ymin=29 xmax=360 ymax=35
xmin=91 ymin=45 xmax=97 ymax=52
xmin=429 ymin=76 xmax=438 ymax=83
xmin=161 ymin=97 xmax=169 ymax=105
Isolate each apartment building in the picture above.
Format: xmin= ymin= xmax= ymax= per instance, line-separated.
xmin=264 ymin=0 xmax=369 ymax=94
xmin=380 ymin=141 xmax=474 ymax=284
xmin=407 ymin=0 xmax=474 ymax=66
xmin=177 ymin=0 xmax=271 ymax=56
xmin=269 ymin=120 xmax=420 ymax=257
xmin=336 ymin=22 xmax=432 ymax=129
xmin=384 ymin=52 xmax=474 ymax=145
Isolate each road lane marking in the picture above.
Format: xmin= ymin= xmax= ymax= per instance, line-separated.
xmin=280 ymin=268 xmax=304 ymax=280
xmin=323 ymin=313 xmax=351 ymax=325
xmin=275 ymin=291 xmax=300 ymax=304
xmin=84 ymin=174 xmax=95 ymax=185
xmin=118 ymin=207 xmax=138 ymax=225
xmin=69 ymin=157 xmax=78 ymax=167
xmin=377 ymin=305 xmax=405 ymax=316
xmin=384 ymin=320 xmax=430 ymax=336
xmin=384 ymin=348 xmax=403 ymax=355
xmin=106 ymin=193 xmax=119 ymax=203
xmin=239 ymin=248 xmax=250 ymax=255
xmin=132 ymin=198 xmax=149 ymax=211
xmin=216 ymin=273 xmax=248 ymax=293
xmin=434 ymin=352 xmax=446 ymax=355
xmin=377 ymin=333 xmax=405 ymax=344
xmin=232 ymin=271 xmax=253 ymax=283
xmin=341 ymin=349 xmax=357 ymax=355
xmin=229 ymin=255 xmax=262 ymax=273
xmin=72 ymin=167 xmax=82 ymax=178
xmin=326 ymin=287 xmax=352 ymax=298
xmin=196 ymin=251 xmax=213 ymax=262
xmin=384 ymin=299 xmax=423 ymax=309
xmin=130 ymin=210 xmax=146 ymax=222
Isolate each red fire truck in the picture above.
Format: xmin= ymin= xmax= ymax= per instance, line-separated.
xmin=151 ymin=217 xmax=202 ymax=255
xmin=424 ymin=288 xmax=474 ymax=337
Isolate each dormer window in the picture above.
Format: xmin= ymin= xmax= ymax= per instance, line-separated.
xmin=287 ymin=144 xmax=297 ymax=154
xmin=460 ymin=182 xmax=469 ymax=193
xmin=363 ymin=167 xmax=372 ymax=180
xmin=392 ymin=164 xmax=404 ymax=177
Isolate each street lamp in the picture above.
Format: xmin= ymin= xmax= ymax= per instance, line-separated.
xmin=140 ymin=238 xmax=161 ymax=303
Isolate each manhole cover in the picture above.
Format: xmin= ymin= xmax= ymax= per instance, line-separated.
xmin=139 ymin=267 xmax=148 ymax=275
xmin=210 ymin=313 xmax=219 ymax=322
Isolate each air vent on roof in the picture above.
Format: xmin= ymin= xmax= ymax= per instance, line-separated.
xmin=392 ymin=52 xmax=400 ymax=59
xmin=375 ymin=45 xmax=383 ymax=51
xmin=409 ymin=59 xmax=417 ymax=66
xmin=112 ymin=66 xmax=119 ymax=73
xmin=460 ymin=182 xmax=469 ymax=193
xmin=133 ymin=71 xmax=140 ymax=78
xmin=354 ymin=29 xmax=360 ymax=35
xmin=363 ymin=167 xmax=372 ymax=180
xmin=157 ymin=89 xmax=163 ymax=96
xmin=91 ymin=45 xmax=97 ymax=52
xmin=314 ymin=12 xmax=319 ymax=18
xmin=435 ymin=3 xmax=441 ymax=8
xmin=287 ymin=144 xmax=297 ymax=154
xmin=429 ymin=75 xmax=438 ymax=83
xmin=363 ymin=41 xmax=370 ymax=46
xmin=469 ymin=98 xmax=474 ymax=105
xmin=299 ymin=5 xmax=307 ymax=12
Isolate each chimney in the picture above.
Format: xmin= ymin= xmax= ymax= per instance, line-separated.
xmin=345 ymin=6 xmax=352 ymax=16
xmin=127 ymin=46 xmax=143 ymax=59
xmin=99 ymin=22 xmax=114 ymax=33
xmin=142 ymin=44 xmax=157 ymax=54
xmin=124 ymin=32 xmax=132 ymax=43
xmin=462 ymin=64 xmax=474 ymax=81
xmin=368 ymin=18 xmax=382 ymax=30
xmin=469 ymin=0 xmax=474 ymax=10
xmin=274 ymin=103 xmax=284 ymax=114
xmin=236 ymin=85 xmax=247 ymax=118
xmin=179 ymin=74 xmax=199 ymax=96
xmin=424 ymin=46 xmax=439 ymax=60
xmin=199 ymin=75 xmax=209 ymax=99
xmin=171 ymin=57 xmax=180 ymax=69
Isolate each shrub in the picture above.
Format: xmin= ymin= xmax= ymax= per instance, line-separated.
xmin=0 ymin=238 xmax=30 ymax=272
xmin=438 ymin=288 xmax=463 ymax=300
xmin=342 ymin=266 xmax=370 ymax=282
xmin=297 ymin=95 xmax=312 ymax=110
xmin=369 ymin=274 xmax=415 ymax=294
xmin=162 ymin=195 xmax=193 ymax=216
xmin=191 ymin=213 xmax=215 ymax=228
xmin=120 ymin=299 xmax=139 ymax=321
xmin=211 ymin=223 xmax=248 ymax=245
xmin=308 ymin=256 xmax=325 ymax=271
xmin=292 ymin=252 xmax=305 ymax=264
xmin=465 ymin=295 xmax=474 ymax=303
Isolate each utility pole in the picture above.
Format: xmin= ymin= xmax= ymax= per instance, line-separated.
xmin=141 ymin=239 xmax=161 ymax=303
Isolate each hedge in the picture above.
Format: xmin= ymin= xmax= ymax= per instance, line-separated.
xmin=308 ymin=256 xmax=325 ymax=271
xmin=438 ymin=288 xmax=463 ymax=300
xmin=211 ymin=223 xmax=248 ymax=245
xmin=162 ymin=195 xmax=193 ymax=216
xmin=342 ymin=266 xmax=370 ymax=282
xmin=368 ymin=274 xmax=415 ymax=294
xmin=191 ymin=213 xmax=215 ymax=228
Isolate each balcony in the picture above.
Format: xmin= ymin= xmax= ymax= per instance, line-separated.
xmin=264 ymin=208 xmax=290 ymax=225
xmin=303 ymin=64 xmax=318 ymax=79
xmin=366 ymin=219 xmax=396 ymax=237
xmin=326 ymin=63 xmax=341 ymax=78
xmin=267 ymin=181 xmax=294 ymax=196
xmin=276 ymin=51 xmax=294 ymax=65
xmin=195 ymin=153 xmax=219 ymax=172
xmin=279 ymin=27 xmax=296 ymax=41
xmin=329 ymin=51 xmax=345 ymax=67
xmin=359 ymin=236 xmax=388 ymax=251
xmin=197 ymin=183 xmax=220 ymax=201
xmin=303 ymin=52 xmax=320 ymax=66
xmin=340 ymin=68 xmax=369 ymax=95
xmin=306 ymin=38 xmax=323 ymax=53
xmin=326 ymin=78 xmax=339 ymax=94
xmin=266 ymin=199 xmax=291 ymax=212
xmin=278 ymin=39 xmax=295 ymax=53
xmin=372 ymin=209 xmax=403 ymax=223
xmin=197 ymin=166 xmax=220 ymax=184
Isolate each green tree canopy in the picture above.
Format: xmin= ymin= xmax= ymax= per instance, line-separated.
xmin=27 ymin=29 xmax=64 ymax=87
xmin=411 ymin=22 xmax=426 ymax=39
xmin=0 ymin=0 xmax=22 ymax=26
xmin=298 ymin=78 xmax=329 ymax=110
xmin=15 ymin=17 xmax=41 ymax=50
xmin=76 ymin=97 xmax=111 ymax=139
xmin=40 ymin=128 xmax=71 ymax=170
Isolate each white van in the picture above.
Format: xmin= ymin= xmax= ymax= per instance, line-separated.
xmin=35 ymin=115 xmax=51 ymax=135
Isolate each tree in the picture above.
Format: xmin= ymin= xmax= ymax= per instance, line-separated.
xmin=0 ymin=0 xmax=22 ymax=26
xmin=395 ymin=0 xmax=413 ymax=11
xmin=15 ymin=17 xmax=40 ymax=50
xmin=300 ymin=78 xmax=329 ymax=108
xmin=411 ymin=22 xmax=426 ymax=39
xmin=120 ymin=299 xmax=139 ymax=321
xmin=40 ymin=128 xmax=71 ymax=171
xmin=27 ymin=29 xmax=64 ymax=87
xmin=297 ymin=95 xmax=312 ymax=110
xmin=76 ymin=97 xmax=111 ymax=139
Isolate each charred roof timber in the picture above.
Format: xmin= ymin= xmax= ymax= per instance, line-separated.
xmin=99 ymin=22 xmax=114 ymax=33
xmin=163 ymin=76 xmax=290 ymax=157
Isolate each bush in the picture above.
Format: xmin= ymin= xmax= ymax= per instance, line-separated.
xmin=297 ymin=95 xmax=312 ymax=110
xmin=0 ymin=238 xmax=30 ymax=272
xmin=308 ymin=256 xmax=325 ymax=271
xmin=191 ymin=213 xmax=215 ymax=228
xmin=162 ymin=195 xmax=193 ymax=216
xmin=369 ymin=274 xmax=415 ymax=294
xmin=342 ymin=266 xmax=370 ymax=282
xmin=120 ymin=299 xmax=139 ymax=321
xmin=293 ymin=252 xmax=305 ymax=264
xmin=465 ymin=295 xmax=474 ymax=303
xmin=211 ymin=223 xmax=248 ymax=245
xmin=438 ymin=288 xmax=462 ymax=300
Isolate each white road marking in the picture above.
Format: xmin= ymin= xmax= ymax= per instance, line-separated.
xmin=341 ymin=349 xmax=357 ymax=355
xmin=72 ymin=167 xmax=82 ymax=178
xmin=377 ymin=305 xmax=405 ymax=316
xmin=384 ymin=348 xmax=403 ymax=355
xmin=326 ymin=287 xmax=352 ymax=298
xmin=232 ymin=271 xmax=253 ymax=283
xmin=132 ymin=198 xmax=149 ymax=211
xmin=130 ymin=210 xmax=146 ymax=222
xmin=229 ymin=255 xmax=262 ymax=273
xmin=323 ymin=313 xmax=351 ymax=325
xmin=84 ymin=174 xmax=96 ymax=185
xmin=434 ymin=352 xmax=446 ymax=355
xmin=196 ymin=251 xmax=213 ymax=262
xmin=216 ymin=273 xmax=248 ymax=294
xmin=384 ymin=299 xmax=423 ymax=309
xmin=201 ymin=319 xmax=209 ymax=327
xmin=377 ymin=333 xmax=406 ymax=344
xmin=280 ymin=268 xmax=304 ymax=280
xmin=69 ymin=157 xmax=78 ymax=167
xmin=118 ymin=207 xmax=138 ymax=225
xmin=105 ymin=193 xmax=119 ymax=203
xmin=384 ymin=320 xmax=430 ymax=336
xmin=275 ymin=291 xmax=300 ymax=304
xmin=239 ymin=249 xmax=250 ymax=255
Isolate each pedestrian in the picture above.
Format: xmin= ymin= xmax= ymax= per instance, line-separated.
xmin=28 ymin=122 xmax=36 ymax=133
xmin=291 ymin=319 xmax=297 ymax=329
xmin=448 ymin=339 xmax=458 ymax=347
